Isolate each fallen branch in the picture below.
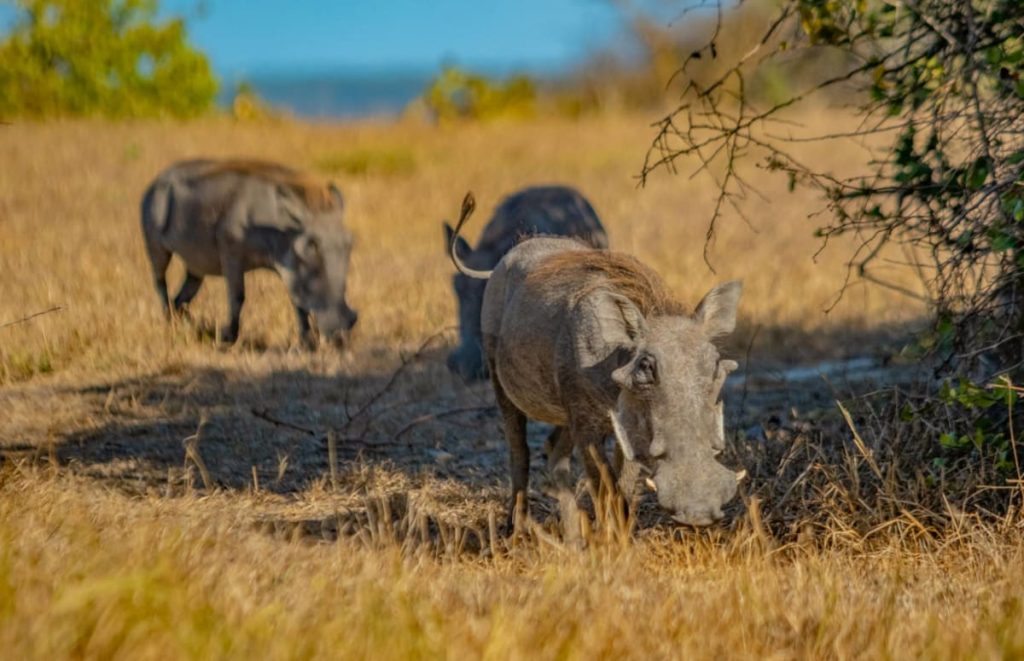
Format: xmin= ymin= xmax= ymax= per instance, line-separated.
xmin=249 ymin=406 xmax=394 ymax=445
xmin=393 ymin=405 xmax=496 ymax=441
xmin=0 ymin=306 xmax=63 ymax=330
xmin=251 ymin=407 xmax=319 ymax=436
xmin=344 ymin=330 xmax=447 ymax=431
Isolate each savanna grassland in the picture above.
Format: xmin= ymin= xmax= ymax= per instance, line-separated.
xmin=2 ymin=111 xmax=1022 ymax=659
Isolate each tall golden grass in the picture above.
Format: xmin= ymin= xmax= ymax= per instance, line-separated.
xmin=4 ymin=111 xmax=1018 ymax=659
xmin=1 ymin=467 xmax=1023 ymax=659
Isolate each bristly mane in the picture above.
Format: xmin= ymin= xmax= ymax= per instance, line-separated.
xmin=527 ymin=249 xmax=686 ymax=316
xmin=198 ymin=159 xmax=337 ymax=212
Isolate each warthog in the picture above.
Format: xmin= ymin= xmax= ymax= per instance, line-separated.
xmin=141 ymin=159 xmax=358 ymax=348
xmin=448 ymin=194 xmax=744 ymax=529
xmin=443 ymin=185 xmax=607 ymax=380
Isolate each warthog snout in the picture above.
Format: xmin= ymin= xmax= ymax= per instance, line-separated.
xmin=316 ymin=304 xmax=358 ymax=348
xmin=653 ymin=457 xmax=740 ymax=527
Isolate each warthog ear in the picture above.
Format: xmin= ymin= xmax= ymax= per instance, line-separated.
xmin=694 ymin=280 xmax=742 ymax=339
xmin=277 ymin=187 xmax=308 ymax=230
xmin=596 ymin=290 xmax=645 ymax=340
xmin=444 ymin=222 xmax=472 ymax=259
xmin=577 ymin=290 xmax=646 ymax=373
xmin=328 ymin=183 xmax=345 ymax=211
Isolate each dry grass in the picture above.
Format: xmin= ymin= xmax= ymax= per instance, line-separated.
xmin=2 ymin=468 xmax=1023 ymax=659
xmin=3 ymin=110 xmax=1018 ymax=659
xmin=0 ymin=111 xmax=923 ymax=386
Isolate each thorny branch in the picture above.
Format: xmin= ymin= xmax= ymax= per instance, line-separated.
xmin=251 ymin=330 xmax=467 ymax=448
xmin=643 ymin=0 xmax=1024 ymax=375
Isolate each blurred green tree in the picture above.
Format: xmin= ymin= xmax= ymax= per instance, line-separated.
xmin=423 ymin=66 xmax=536 ymax=122
xmin=0 ymin=0 xmax=217 ymax=118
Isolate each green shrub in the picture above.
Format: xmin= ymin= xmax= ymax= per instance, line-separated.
xmin=422 ymin=66 xmax=536 ymax=122
xmin=0 ymin=0 xmax=217 ymax=119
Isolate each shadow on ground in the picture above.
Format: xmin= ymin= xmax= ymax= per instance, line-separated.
xmin=7 ymin=347 xmax=506 ymax=494
xmin=1 ymin=318 xmax=930 ymax=538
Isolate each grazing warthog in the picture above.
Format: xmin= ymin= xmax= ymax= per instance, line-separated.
xmin=141 ymin=159 xmax=358 ymax=348
xmin=443 ymin=185 xmax=608 ymax=380
xmin=448 ymin=194 xmax=744 ymax=530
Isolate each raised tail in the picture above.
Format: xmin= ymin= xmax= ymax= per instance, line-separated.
xmin=447 ymin=192 xmax=493 ymax=280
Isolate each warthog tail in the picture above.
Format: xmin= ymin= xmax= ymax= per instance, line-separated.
xmin=447 ymin=192 xmax=493 ymax=280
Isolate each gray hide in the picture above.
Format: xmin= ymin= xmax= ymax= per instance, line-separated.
xmin=448 ymin=202 xmax=743 ymax=529
xmin=443 ymin=186 xmax=607 ymax=381
xmin=141 ymin=159 xmax=357 ymax=348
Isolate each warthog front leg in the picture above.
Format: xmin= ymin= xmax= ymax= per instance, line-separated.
xmin=611 ymin=443 xmax=640 ymax=502
xmin=572 ymin=417 xmax=623 ymax=519
xmin=294 ymin=306 xmax=317 ymax=350
xmin=172 ymin=272 xmax=204 ymax=316
xmin=546 ymin=426 xmax=583 ymax=545
xmin=219 ymin=251 xmax=245 ymax=344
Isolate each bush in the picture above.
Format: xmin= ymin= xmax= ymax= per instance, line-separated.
xmin=422 ymin=66 xmax=536 ymax=122
xmin=229 ymin=81 xmax=277 ymax=122
xmin=0 ymin=0 xmax=217 ymax=119
xmin=646 ymin=0 xmax=1024 ymax=379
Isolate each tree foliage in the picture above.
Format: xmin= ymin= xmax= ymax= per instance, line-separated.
xmin=645 ymin=0 xmax=1024 ymax=376
xmin=0 ymin=0 xmax=217 ymax=118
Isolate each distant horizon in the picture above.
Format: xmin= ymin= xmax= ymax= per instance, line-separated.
xmin=224 ymin=59 xmax=570 ymax=82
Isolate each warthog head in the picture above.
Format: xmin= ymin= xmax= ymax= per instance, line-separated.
xmin=444 ymin=224 xmax=489 ymax=380
xmin=280 ymin=185 xmax=358 ymax=347
xmin=607 ymin=281 xmax=743 ymax=526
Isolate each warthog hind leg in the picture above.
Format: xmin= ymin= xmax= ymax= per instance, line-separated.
xmin=219 ymin=250 xmax=245 ymax=344
xmin=492 ymin=374 xmax=529 ymax=533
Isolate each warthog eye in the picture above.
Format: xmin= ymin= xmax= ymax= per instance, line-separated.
xmin=633 ymin=353 xmax=657 ymax=388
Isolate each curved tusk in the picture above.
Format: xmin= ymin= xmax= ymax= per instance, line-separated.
xmin=608 ymin=409 xmax=636 ymax=462
xmin=735 ymin=469 xmax=748 ymax=483
xmin=645 ymin=477 xmax=657 ymax=492
xmin=713 ymin=400 xmax=725 ymax=454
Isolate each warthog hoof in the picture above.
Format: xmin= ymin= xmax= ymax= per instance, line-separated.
xmin=218 ymin=324 xmax=238 ymax=345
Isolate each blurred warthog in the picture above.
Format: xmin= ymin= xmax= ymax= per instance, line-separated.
xmin=141 ymin=159 xmax=358 ymax=348
xmin=443 ymin=185 xmax=607 ymax=380
xmin=448 ymin=193 xmax=743 ymax=530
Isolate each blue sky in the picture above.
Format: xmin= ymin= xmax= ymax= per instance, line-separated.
xmin=161 ymin=1 xmax=627 ymax=76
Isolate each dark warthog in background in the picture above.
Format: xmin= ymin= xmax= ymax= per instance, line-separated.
xmin=443 ymin=185 xmax=607 ymax=380
xmin=448 ymin=194 xmax=743 ymax=532
xmin=141 ymin=159 xmax=358 ymax=348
